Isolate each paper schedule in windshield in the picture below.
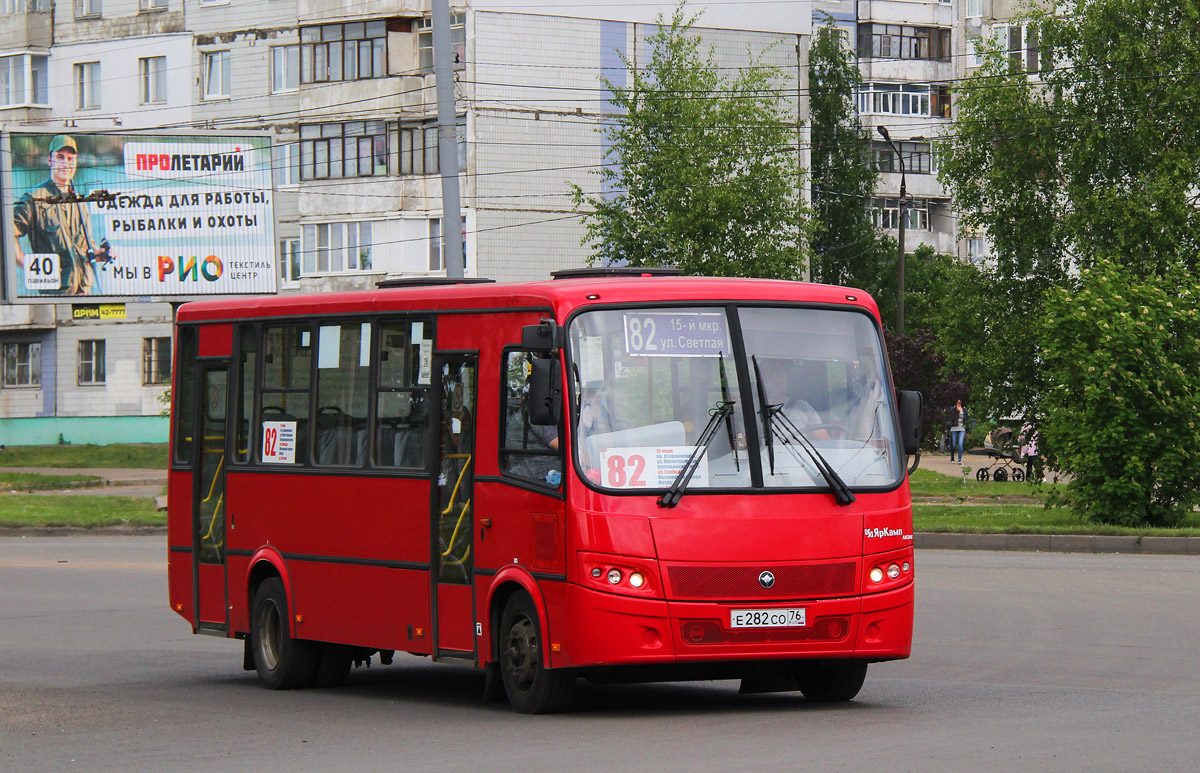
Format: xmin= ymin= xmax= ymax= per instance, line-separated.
xmin=623 ymin=312 xmax=729 ymax=357
xmin=599 ymin=446 xmax=709 ymax=488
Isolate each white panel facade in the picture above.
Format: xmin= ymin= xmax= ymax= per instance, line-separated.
xmin=53 ymin=318 xmax=172 ymax=417
xmin=47 ymin=34 xmax=193 ymax=128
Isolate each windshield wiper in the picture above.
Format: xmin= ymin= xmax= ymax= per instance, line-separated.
xmin=751 ymin=357 xmax=776 ymax=475
xmin=751 ymin=356 xmax=853 ymax=506
xmin=718 ymin=353 xmax=739 ymax=472
xmin=658 ymin=400 xmax=736 ymax=509
xmin=770 ymin=408 xmax=856 ymax=506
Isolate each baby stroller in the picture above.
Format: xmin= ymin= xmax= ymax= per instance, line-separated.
xmin=965 ymin=426 xmax=1026 ymax=482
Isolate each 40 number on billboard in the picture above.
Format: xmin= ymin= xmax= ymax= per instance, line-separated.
xmin=6 ymin=131 xmax=277 ymax=301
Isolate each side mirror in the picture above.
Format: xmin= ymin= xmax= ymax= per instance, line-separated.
xmin=528 ymin=357 xmax=562 ymax=426
xmin=898 ymin=390 xmax=924 ymax=456
xmin=521 ymin=319 xmax=562 ymax=353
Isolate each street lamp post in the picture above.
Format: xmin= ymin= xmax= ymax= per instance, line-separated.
xmin=877 ymin=125 xmax=906 ymax=336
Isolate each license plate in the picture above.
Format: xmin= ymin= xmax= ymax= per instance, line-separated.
xmin=730 ymin=607 xmax=807 ymax=629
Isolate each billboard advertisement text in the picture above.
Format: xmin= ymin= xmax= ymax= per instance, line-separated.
xmin=5 ymin=132 xmax=277 ymax=301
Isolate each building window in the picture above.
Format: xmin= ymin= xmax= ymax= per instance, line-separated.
xmin=398 ymin=117 xmax=466 ymax=176
xmin=140 ymin=56 xmax=166 ymax=104
xmin=966 ymin=36 xmax=983 ymax=68
xmin=858 ymin=24 xmax=951 ymax=61
xmin=138 ymin=0 xmax=166 ymax=10
xmin=300 ymin=222 xmax=375 ymax=275
xmin=428 ymin=218 xmax=442 ymax=271
xmin=78 ymin=339 xmax=106 ymax=386
xmin=299 ymin=21 xmax=386 ymax=84
xmin=75 ymin=61 xmax=100 ymax=110
xmin=870 ymin=197 xmax=930 ymax=231
xmin=966 ymin=0 xmax=982 ymax=19
xmin=873 ymin=141 xmax=935 ymax=175
xmin=966 ymin=237 xmax=987 ymax=263
xmin=30 ymin=54 xmax=47 ymax=104
xmin=0 ymin=54 xmax=48 ymax=107
xmin=271 ymin=45 xmax=298 ymax=93
xmin=74 ymin=0 xmax=101 ymax=16
xmin=272 ymin=140 xmax=299 ymax=187
xmin=143 ymin=337 xmax=172 ymax=385
xmin=299 ymin=121 xmax=387 ymax=180
xmin=996 ymin=24 xmax=1041 ymax=73
xmin=2 ymin=342 xmax=40 ymax=388
xmin=417 ymin=13 xmax=465 ymax=72
xmin=857 ymin=82 xmax=951 ymax=119
xmin=203 ymin=51 xmax=230 ymax=99
xmin=280 ymin=238 xmax=301 ymax=284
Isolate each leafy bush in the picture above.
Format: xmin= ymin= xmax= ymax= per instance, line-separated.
xmin=1038 ymin=261 xmax=1200 ymax=526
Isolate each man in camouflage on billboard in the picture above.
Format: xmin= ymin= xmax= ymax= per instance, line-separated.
xmin=13 ymin=135 xmax=112 ymax=296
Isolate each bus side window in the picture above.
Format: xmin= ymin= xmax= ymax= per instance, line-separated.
xmin=376 ymin=319 xmax=433 ymax=468
xmin=499 ymin=350 xmax=562 ymax=487
xmin=173 ymin=326 xmax=198 ymax=466
xmin=234 ymin=324 xmax=257 ymax=463
xmin=260 ymin=325 xmax=312 ymax=464
xmin=314 ymin=322 xmax=371 ymax=466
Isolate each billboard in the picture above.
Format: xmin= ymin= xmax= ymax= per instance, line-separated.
xmin=3 ymin=131 xmax=277 ymax=302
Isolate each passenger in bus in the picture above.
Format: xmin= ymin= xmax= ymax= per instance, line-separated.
xmin=576 ymin=387 xmax=617 ymax=470
xmin=506 ymin=418 xmax=561 ymax=485
xmin=756 ymin=358 xmax=829 ymax=439
xmin=845 ymin=371 xmax=885 ymax=440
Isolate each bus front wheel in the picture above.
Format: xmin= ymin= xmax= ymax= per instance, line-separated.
xmin=794 ymin=660 xmax=868 ymax=702
xmin=251 ymin=577 xmax=317 ymax=690
xmin=498 ymin=593 xmax=575 ymax=713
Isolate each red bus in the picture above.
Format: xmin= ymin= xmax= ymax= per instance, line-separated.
xmin=167 ymin=269 xmax=924 ymax=713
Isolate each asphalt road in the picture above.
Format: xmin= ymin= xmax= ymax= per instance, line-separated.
xmin=2 ymin=536 xmax=1198 ymax=771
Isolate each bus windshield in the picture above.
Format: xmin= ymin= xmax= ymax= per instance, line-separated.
xmin=568 ymin=305 xmax=903 ymax=493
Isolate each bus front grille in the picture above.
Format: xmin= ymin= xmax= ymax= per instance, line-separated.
xmin=679 ymin=617 xmax=851 ymax=645
xmin=665 ymin=562 xmax=857 ymax=600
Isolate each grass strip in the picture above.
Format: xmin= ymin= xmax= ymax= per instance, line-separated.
xmin=913 ymin=503 xmax=1200 ymax=537
xmin=0 ymin=443 xmax=168 ymax=470
xmin=0 ymin=472 xmax=103 ymax=491
xmin=908 ymin=468 xmax=1051 ymax=501
xmin=0 ymin=495 xmax=164 ymax=529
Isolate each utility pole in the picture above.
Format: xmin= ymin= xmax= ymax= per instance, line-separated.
xmin=877 ymin=126 xmax=905 ymax=336
xmin=432 ymin=0 xmax=464 ymax=278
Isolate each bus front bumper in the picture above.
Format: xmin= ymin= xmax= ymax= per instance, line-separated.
xmin=550 ymin=581 xmax=913 ymax=669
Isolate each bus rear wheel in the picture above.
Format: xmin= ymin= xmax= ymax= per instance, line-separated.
xmin=498 ymin=593 xmax=575 ymax=714
xmin=251 ymin=577 xmax=317 ymax=690
xmin=794 ymin=660 xmax=868 ymax=702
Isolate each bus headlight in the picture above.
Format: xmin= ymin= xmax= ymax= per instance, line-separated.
xmin=869 ymin=567 xmax=885 ymax=583
xmin=579 ymin=552 xmax=660 ymax=598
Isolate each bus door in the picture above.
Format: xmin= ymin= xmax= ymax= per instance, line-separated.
xmin=432 ymin=355 xmax=478 ymax=657
xmin=194 ymin=362 xmax=230 ymax=632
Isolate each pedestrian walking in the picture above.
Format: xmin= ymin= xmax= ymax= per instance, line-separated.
xmin=949 ymin=399 xmax=968 ymax=463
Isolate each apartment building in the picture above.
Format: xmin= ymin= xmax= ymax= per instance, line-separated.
xmin=0 ymin=0 xmax=814 ymax=444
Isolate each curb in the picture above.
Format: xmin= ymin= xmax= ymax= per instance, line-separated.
xmin=916 ymin=532 xmax=1200 ymax=555
xmin=0 ymin=526 xmax=168 ymax=537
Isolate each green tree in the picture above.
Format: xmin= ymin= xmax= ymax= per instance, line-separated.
xmin=571 ymin=4 xmax=812 ymax=278
xmin=1039 ymin=262 xmax=1200 ymax=526
xmin=808 ymin=17 xmax=894 ymax=297
xmin=939 ymin=0 xmax=1200 ymax=522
